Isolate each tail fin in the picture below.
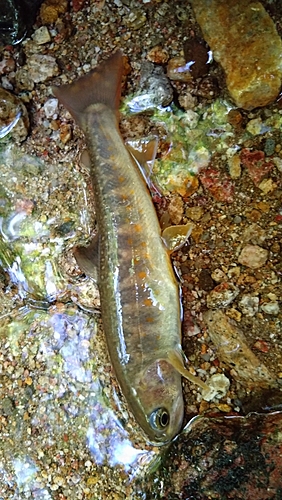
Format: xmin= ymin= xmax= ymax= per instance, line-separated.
xmin=52 ymin=50 xmax=124 ymax=125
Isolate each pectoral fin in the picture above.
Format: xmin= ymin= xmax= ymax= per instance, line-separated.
xmin=168 ymin=348 xmax=209 ymax=391
xmin=126 ymin=136 xmax=161 ymax=194
xmin=162 ymin=223 xmax=194 ymax=252
xmin=73 ymin=234 xmax=99 ymax=281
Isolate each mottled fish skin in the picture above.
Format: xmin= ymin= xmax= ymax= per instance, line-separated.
xmin=53 ymin=51 xmax=184 ymax=444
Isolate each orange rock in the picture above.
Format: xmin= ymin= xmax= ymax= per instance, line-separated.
xmin=190 ymin=0 xmax=282 ymax=109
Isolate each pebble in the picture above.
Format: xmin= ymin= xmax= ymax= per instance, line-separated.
xmin=238 ymin=244 xmax=268 ymax=269
xmin=166 ymin=56 xmax=193 ymax=82
xmin=261 ymin=301 xmax=280 ymax=316
xmin=15 ymin=68 xmax=35 ymax=91
xmin=183 ymin=38 xmax=210 ymax=79
xmin=211 ymin=268 xmax=227 ymax=283
xmin=273 ymin=156 xmax=282 ymax=173
xmin=125 ymin=62 xmax=173 ymax=112
xmin=227 ymin=109 xmax=243 ymax=128
xmin=216 ymin=403 xmax=232 ymax=413
xmin=227 ymin=266 xmax=240 ymax=279
xmin=190 ymin=0 xmax=282 ymax=109
xmin=253 ymin=340 xmax=269 ymax=353
xmin=204 ymin=310 xmax=277 ymax=388
xmin=242 ymin=223 xmax=266 ymax=246
xmin=240 ymin=149 xmax=274 ymax=187
xmin=27 ymin=54 xmax=59 ymax=83
xmin=0 ymin=56 xmax=16 ymax=75
xmin=206 ymin=282 xmax=239 ymax=309
xmin=258 ymin=178 xmax=277 ymax=194
xmin=202 ymin=373 xmax=230 ymax=402
xmin=1 ymin=76 xmax=13 ymax=91
xmin=32 ymin=26 xmax=51 ymax=45
xmin=228 ymin=153 xmax=241 ymax=179
xmin=0 ymin=87 xmax=29 ymax=142
xmin=264 ymin=138 xmax=276 ymax=157
xmin=198 ymin=269 xmax=214 ymax=292
xmin=238 ymin=294 xmax=259 ymax=317
xmin=246 ymin=117 xmax=268 ymax=136
xmin=199 ymin=167 xmax=234 ymax=203
xmin=44 ymin=98 xmax=59 ymax=119
xmin=72 ymin=0 xmax=87 ymax=11
xmin=147 ymin=45 xmax=169 ymax=65
xmin=178 ymin=90 xmax=198 ymax=110
xmin=185 ymin=206 xmax=204 ymax=221
xmin=164 ymin=170 xmax=199 ymax=198
xmin=226 ymin=308 xmax=242 ymax=322
xmin=167 ymin=195 xmax=184 ymax=224
xmin=40 ymin=0 xmax=68 ymax=25
xmin=59 ymin=123 xmax=72 ymax=144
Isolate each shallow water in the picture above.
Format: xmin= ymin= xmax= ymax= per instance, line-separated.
xmin=0 ymin=142 xmax=159 ymax=499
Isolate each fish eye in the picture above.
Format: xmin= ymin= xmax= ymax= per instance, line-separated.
xmin=149 ymin=407 xmax=170 ymax=431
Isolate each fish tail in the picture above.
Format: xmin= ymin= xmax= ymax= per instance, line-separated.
xmin=52 ymin=50 xmax=123 ymax=125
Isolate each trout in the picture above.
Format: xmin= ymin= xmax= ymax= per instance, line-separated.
xmin=53 ymin=51 xmax=208 ymax=444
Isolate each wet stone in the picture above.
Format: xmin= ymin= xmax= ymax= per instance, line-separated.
xmin=206 ymin=282 xmax=239 ymax=309
xmin=0 ymin=0 xmax=27 ymax=45
xmin=246 ymin=150 xmax=274 ymax=183
xmin=183 ymin=38 xmax=210 ymax=79
xmin=147 ymin=45 xmax=169 ymax=65
xmin=228 ymin=153 xmax=241 ymax=179
xmin=204 ymin=310 xmax=276 ymax=388
xmin=238 ymin=244 xmax=268 ymax=269
xmin=139 ymin=62 xmax=173 ymax=108
xmin=32 ymin=25 xmax=51 ymax=44
xmin=261 ymin=301 xmax=280 ymax=316
xmin=146 ymin=413 xmax=282 ymax=499
xmin=238 ymin=294 xmax=259 ymax=317
xmin=199 ymin=167 xmax=234 ymax=203
xmin=124 ymin=61 xmax=173 ymax=113
xmin=167 ymin=56 xmax=193 ymax=83
xmin=44 ymin=98 xmax=59 ymax=119
xmin=27 ymin=54 xmax=59 ymax=83
xmin=258 ymin=178 xmax=277 ymax=194
xmin=185 ymin=206 xmax=204 ymax=222
xmin=15 ymin=68 xmax=35 ymax=91
xmin=40 ymin=0 xmax=68 ymax=24
xmin=0 ymin=87 xmax=29 ymax=143
xmin=190 ymin=0 xmax=282 ymax=109
xmin=198 ymin=269 xmax=214 ymax=292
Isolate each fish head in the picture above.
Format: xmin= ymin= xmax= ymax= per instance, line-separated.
xmin=135 ymin=358 xmax=184 ymax=444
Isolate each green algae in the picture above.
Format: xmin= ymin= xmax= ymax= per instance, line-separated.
xmin=123 ymin=88 xmax=282 ymax=196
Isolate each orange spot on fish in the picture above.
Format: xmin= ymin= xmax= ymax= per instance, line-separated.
xmin=145 ymin=316 xmax=154 ymax=323
xmin=127 ymin=238 xmax=133 ymax=245
xmin=118 ymin=176 xmax=125 ymax=182
xmin=133 ymin=224 xmax=142 ymax=233
xmin=138 ymin=271 xmax=147 ymax=279
xmin=143 ymin=298 xmax=153 ymax=307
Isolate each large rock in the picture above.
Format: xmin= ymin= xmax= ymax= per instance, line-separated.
xmin=190 ymin=0 xmax=282 ymax=109
xmin=144 ymin=412 xmax=282 ymax=499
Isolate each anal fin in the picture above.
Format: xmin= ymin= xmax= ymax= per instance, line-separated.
xmin=162 ymin=223 xmax=194 ymax=252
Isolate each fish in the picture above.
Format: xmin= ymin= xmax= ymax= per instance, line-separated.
xmin=52 ymin=50 xmax=209 ymax=444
